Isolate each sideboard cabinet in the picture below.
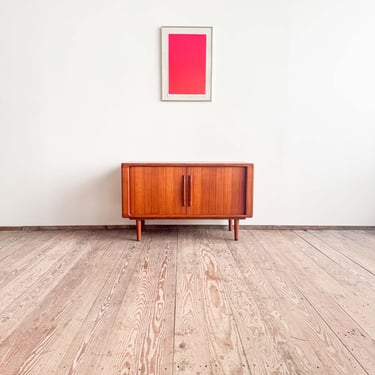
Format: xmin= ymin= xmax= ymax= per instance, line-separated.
xmin=121 ymin=163 xmax=253 ymax=240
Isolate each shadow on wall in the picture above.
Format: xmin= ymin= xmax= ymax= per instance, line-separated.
xmin=54 ymin=166 xmax=127 ymax=225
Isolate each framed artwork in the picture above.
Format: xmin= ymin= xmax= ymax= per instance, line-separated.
xmin=161 ymin=26 xmax=213 ymax=101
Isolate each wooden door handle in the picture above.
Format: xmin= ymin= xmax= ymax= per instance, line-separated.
xmin=188 ymin=175 xmax=192 ymax=206
xmin=182 ymin=175 xmax=186 ymax=206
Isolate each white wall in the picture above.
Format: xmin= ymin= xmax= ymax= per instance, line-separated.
xmin=0 ymin=0 xmax=374 ymax=226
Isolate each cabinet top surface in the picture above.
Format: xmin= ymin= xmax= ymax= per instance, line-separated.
xmin=121 ymin=162 xmax=253 ymax=167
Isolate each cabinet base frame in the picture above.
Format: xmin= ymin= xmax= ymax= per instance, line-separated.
xmin=133 ymin=218 xmax=241 ymax=241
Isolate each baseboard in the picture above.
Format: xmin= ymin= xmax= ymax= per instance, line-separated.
xmin=241 ymin=225 xmax=375 ymax=230
xmin=0 ymin=224 xmax=374 ymax=231
xmin=0 ymin=225 xmax=132 ymax=231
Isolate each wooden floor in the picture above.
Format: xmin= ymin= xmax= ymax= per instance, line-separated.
xmin=0 ymin=228 xmax=375 ymax=375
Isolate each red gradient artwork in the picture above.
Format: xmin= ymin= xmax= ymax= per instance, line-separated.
xmin=168 ymin=34 xmax=207 ymax=94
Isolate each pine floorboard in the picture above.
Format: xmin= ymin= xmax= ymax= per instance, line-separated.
xmin=0 ymin=228 xmax=374 ymax=375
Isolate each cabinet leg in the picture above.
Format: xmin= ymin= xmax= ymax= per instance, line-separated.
xmin=228 ymin=219 xmax=233 ymax=231
xmin=136 ymin=219 xmax=142 ymax=241
xmin=234 ymin=219 xmax=239 ymax=241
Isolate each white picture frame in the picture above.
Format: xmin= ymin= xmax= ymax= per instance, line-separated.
xmin=161 ymin=26 xmax=213 ymax=101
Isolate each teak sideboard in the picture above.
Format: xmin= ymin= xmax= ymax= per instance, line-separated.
xmin=121 ymin=163 xmax=254 ymax=240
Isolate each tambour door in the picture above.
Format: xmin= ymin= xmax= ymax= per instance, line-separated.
xmin=186 ymin=166 xmax=248 ymax=216
xmin=128 ymin=166 xmax=187 ymax=217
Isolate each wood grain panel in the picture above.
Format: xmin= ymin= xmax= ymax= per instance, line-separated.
xmin=174 ymin=229 xmax=250 ymax=374
xmin=88 ymin=229 xmax=177 ymax=375
xmin=310 ymin=230 xmax=375 ymax=274
xmin=250 ymin=230 xmax=375 ymax=373
xmin=0 ymin=230 xmax=122 ymax=373
xmin=129 ymin=166 xmax=187 ymax=217
xmin=206 ymin=230 xmax=294 ymax=374
xmin=0 ymin=231 xmax=59 ymax=277
xmin=0 ymin=233 xmax=87 ymax=341
xmin=174 ymin=229 xmax=218 ymax=373
xmin=0 ymin=231 xmax=25 ymax=252
xmin=226 ymin=230 xmax=328 ymax=373
xmin=341 ymin=229 xmax=375 ymax=249
xmin=186 ymin=166 xmax=247 ymax=216
xmin=1 ymin=229 xmax=374 ymax=374
xmin=294 ymin=230 xmax=375 ymax=300
xmin=53 ymin=231 xmax=142 ymax=374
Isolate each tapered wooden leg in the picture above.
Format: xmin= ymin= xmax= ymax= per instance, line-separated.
xmin=228 ymin=219 xmax=233 ymax=231
xmin=136 ymin=219 xmax=142 ymax=241
xmin=234 ymin=219 xmax=239 ymax=241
